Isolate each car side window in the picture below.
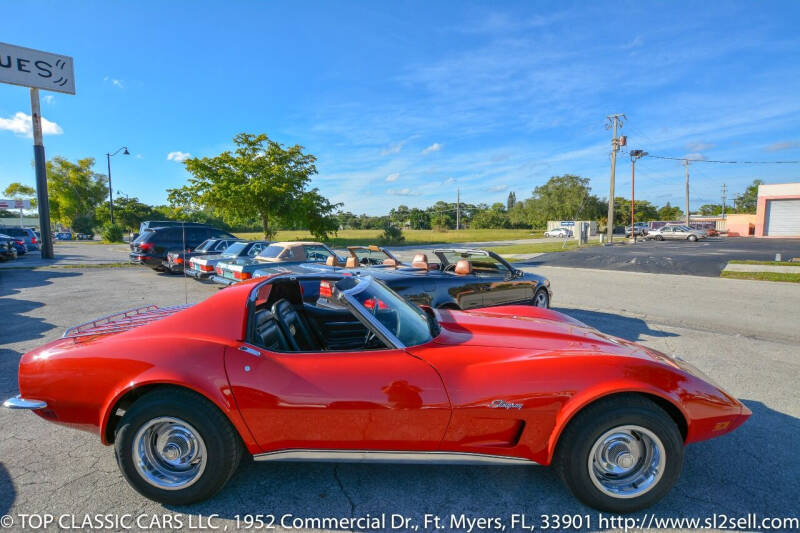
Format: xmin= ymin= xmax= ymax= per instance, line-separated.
xmin=248 ymin=243 xmax=264 ymax=256
xmin=215 ymin=240 xmax=230 ymax=251
xmin=471 ymin=256 xmax=510 ymax=278
xmin=304 ymin=245 xmax=332 ymax=262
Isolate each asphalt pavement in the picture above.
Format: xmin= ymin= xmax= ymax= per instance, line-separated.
xmin=0 ymin=262 xmax=798 ymax=532
xmin=523 ymin=236 xmax=800 ymax=276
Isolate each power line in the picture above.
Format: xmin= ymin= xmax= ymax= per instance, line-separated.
xmin=642 ymin=154 xmax=800 ymax=165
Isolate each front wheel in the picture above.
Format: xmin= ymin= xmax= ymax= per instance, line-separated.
xmin=533 ymin=288 xmax=550 ymax=308
xmin=114 ymin=389 xmax=242 ymax=505
xmin=555 ymin=396 xmax=683 ymax=513
xmin=656 ymin=235 xmax=664 ymax=241
xmin=688 ymin=235 xmax=697 ymax=242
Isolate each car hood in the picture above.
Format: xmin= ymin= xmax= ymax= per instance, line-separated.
xmin=433 ymin=307 xmax=665 ymax=362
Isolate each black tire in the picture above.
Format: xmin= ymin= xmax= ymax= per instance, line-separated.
xmin=533 ymin=288 xmax=550 ymax=308
xmin=656 ymin=235 xmax=664 ymax=241
xmin=114 ymin=388 xmax=242 ymax=505
xmin=554 ymin=395 xmax=683 ymax=513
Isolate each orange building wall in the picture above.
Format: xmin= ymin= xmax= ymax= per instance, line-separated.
xmin=725 ymin=214 xmax=756 ymax=237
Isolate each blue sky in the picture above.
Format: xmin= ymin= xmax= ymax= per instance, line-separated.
xmin=1 ymin=1 xmax=799 ymax=215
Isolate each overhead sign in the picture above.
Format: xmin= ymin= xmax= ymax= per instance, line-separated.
xmin=0 ymin=42 xmax=75 ymax=94
xmin=0 ymin=198 xmax=31 ymax=209
xmin=560 ymin=221 xmax=575 ymax=227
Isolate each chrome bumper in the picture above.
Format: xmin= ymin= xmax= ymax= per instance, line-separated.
xmin=3 ymin=395 xmax=47 ymax=410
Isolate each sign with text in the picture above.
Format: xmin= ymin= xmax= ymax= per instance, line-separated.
xmin=0 ymin=199 xmax=31 ymax=209
xmin=0 ymin=42 xmax=75 ymax=94
xmin=560 ymin=220 xmax=575 ymax=227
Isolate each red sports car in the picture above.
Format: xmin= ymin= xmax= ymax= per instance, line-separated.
xmin=3 ymin=273 xmax=750 ymax=512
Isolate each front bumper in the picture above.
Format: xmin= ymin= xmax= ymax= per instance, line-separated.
xmin=3 ymin=395 xmax=47 ymax=410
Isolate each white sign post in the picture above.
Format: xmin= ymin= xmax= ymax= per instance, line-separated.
xmin=0 ymin=42 xmax=75 ymax=258
xmin=0 ymin=199 xmax=32 ymax=227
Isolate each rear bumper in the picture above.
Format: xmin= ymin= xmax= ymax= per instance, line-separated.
xmin=3 ymin=395 xmax=47 ymax=410
xmin=211 ymin=275 xmax=236 ymax=286
xmin=186 ymin=268 xmax=214 ymax=280
xmin=161 ymin=260 xmax=184 ymax=273
xmin=129 ymin=253 xmax=164 ymax=268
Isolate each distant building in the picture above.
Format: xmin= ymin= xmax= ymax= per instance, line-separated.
xmin=755 ymin=182 xmax=800 ymax=237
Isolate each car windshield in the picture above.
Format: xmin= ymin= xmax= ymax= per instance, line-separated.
xmin=222 ymin=241 xmax=248 ymax=257
xmin=257 ymin=245 xmax=285 ymax=259
xmin=337 ymin=277 xmax=435 ymax=347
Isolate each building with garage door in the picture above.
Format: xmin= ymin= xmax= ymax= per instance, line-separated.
xmin=755 ymin=182 xmax=800 ymax=237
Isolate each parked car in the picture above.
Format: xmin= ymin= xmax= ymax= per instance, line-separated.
xmin=186 ymin=240 xmax=271 ymax=280
xmin=646 ymin=225 xmax=706 ymax=242
xmin=0 ymin=233 xmax=26 ymax=256
xmin=0 ymin=235 xmax=19 ymax=260
xmin=131 ymin=220 xmax=212 ymax=243
xmin=624 ymin=222 xmax=649 ymax=237
xmin=544 ymin=227 xmax=573 ymax=238
xmin=162 ymin=238 xmax=243 ymax=274
xmin=129 ymin=225 xmax=237 ymax=271
xmin=256 ymin=248 xmax=553 ymax=310
xmin=3 ymin=272 xmax=750 ymax=511
xmin=345 ymin=245 xmax=403 ymax=267
xmin=704 ymin=227 xmax=719 ymax=237
xmin=1 ymin=226 xmax=40 ymax=250
xmin=55 ymin=232 xmax=72 ymax=240
xmin=212 ymin=241 xmax=344 ymax=285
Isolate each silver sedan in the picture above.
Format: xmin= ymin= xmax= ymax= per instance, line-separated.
xmin=646 ymin=225 xmax=706 ymax=242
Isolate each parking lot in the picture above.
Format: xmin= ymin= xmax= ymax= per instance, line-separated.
xmin=528 ymin=237 xmax=800 ymax=276
xmin=1 ymin=252 xmax=798 ymax=531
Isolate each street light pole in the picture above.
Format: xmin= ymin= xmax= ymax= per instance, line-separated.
xmin=105 ymin=146 xmax=129 ymax=225
xmin=629 ymin=150 xmax=648 ymax=243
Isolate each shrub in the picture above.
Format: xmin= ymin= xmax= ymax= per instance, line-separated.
xmin=377 ymin=224 xmax=405 ymax=245
xmin=101 ymin=223 xmax=125 ymax=243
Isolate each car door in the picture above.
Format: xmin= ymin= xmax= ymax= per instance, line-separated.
xmin=226 ymin=344 xmax=452 ymax=452
xmin=472 ymin=256 xmax=533 ymax=307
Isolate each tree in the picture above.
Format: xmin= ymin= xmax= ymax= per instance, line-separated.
xmin=3 ymin=182 xmax=37 ymax=208
xmin=507 ymin=191 xmax=517 ymax=210
xmin=169 ymin=133 xmax=338 ymax=239
xmin=658 ymin=202 xmax=684 ymax=220
xmin=407 ymin=208 xmax=431 ymax=230
xmin=95 ymin=195 xmax=155 ymax=231
xmin=471 ymin=203 xmax=509 ymax=229
xmin=698 ymin=204 xmax=723 ymax=216
xmin=512 ymin=175 xmax=604 ymax=228
xmin=734 ymin=179 xmax=763 ymax=213
xmin=389 ymin=205 xmax=410 ymax=227
xmin=46 ymin=157 xmax=108 ymax=230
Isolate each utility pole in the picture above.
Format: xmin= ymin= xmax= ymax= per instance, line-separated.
xmin=605 ymin=114 xmax=626 ymax=243
xmin=721 ymin=183 xmax=727 ymax=218
xmin=456 ymin=188 xmax=460 ymax=230
xmin=683 ymin=159 xmax=690 ymax=226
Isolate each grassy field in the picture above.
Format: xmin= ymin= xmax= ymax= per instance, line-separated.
xmin=235 ymin=228 xmax=542 ymax=246
xmin=721 ymin=271 xmax=800 ymax=283
xmin=489 ymin=240 xmax=601 ymax=260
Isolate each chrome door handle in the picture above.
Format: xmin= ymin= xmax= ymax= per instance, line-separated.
xmin=239 ymin=345 xmax=261 ymax=357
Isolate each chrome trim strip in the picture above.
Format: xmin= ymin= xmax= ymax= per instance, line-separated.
xmin=253 ymin=449 xmax=537 ymax=466
xmin=3 ymin=395 xmax=47 ymax=410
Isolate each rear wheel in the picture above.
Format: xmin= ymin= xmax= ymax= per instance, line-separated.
xmin=114 ymin=389 xmax=242 ymax=505
xmin=656 ymin=235 xmax=664 ymax=241
xmin=688 ymin=235 xmax=697 ymax=242
xmin=555 ymin=396 xmax=683 ymax=513
xmin=533 ymin=288 xmax=549 ymax=308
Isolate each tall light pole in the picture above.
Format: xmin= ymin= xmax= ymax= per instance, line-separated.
xmin=605 ymin=114 xmax=626 ymax=244
xmin=629 ymin=150 xmax=648 ymax=243
xmin=106 ymin=146 xmax=129 ymax=224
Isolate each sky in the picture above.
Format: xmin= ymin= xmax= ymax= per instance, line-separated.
xmin=1 ymin=1 xmax=799 ymax=215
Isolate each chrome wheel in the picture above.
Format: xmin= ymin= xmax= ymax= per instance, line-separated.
xmin=132 ymin=416 xmax=207 ymax=490
xmin=534 ymin=289 xmax=549 ymax=308
xmin=588 ymin=425 xmax=665 ymax=499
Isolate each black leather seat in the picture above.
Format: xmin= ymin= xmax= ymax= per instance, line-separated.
xmin=253 ymin=310 xmax=290 ymax=352
xmin=271 ymin=299 xmax=321 ymax=351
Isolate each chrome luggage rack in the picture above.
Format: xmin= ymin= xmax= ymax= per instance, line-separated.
xmin=63 ymin=304 xmax=191 ymax=338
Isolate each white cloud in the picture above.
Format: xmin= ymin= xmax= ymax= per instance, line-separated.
xmin=385 ymin=172 xmax=400 ymax=182
xmin=134 ymin=154 xmax=143 ymax=159
xmin=167 ymin=151 xmax=191 ymax=162
xmin=443 ymin=177 xmax=456 ymax=185
xmin=0 ymin=112 xmax=63 ymax=138
xmin=43 ymin=95 xmax=55 ymax=104
xmin=488 ymin=184 xmax=508 ymax=192
xmin=387 ymin=188 xmax=420 ymax=196
xmin=764 ymin=140 xmax=799 ymax=152
xmin=104 ymin=76 xmax=125 ymax=89
xmin=381 ymin=141 xmax=406 ymax=156
xmin=422 ymin=142 xmax=442 ymax=154
xmin=682 ymin=152 xmax=707 ymax=161
xmin=687 ymin=141 xmax=715 ymax=152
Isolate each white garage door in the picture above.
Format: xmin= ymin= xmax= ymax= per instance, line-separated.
xmin=765 ymin=199 xmax=800 ymax=236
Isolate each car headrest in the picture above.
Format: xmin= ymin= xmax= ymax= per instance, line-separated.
xmin=383 ymin=258 xmax=398 ymax=267
xmin=455 ymin=259 xmax=472 ymax=275
xmin=345 ymin=257 xmax=358 ymax=268
xmin=326 ymin=255 xmax=340 ymax=267
xmin=411 ymin=253 xmax=429 ymax=269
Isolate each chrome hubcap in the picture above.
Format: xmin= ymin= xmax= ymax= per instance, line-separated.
xmin=132 ymin=417 xmax=207 ymax=490
xmin=588 ymin=425 xmax=665 ymax=499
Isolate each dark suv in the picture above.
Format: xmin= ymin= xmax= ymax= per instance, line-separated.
xmin=0 ymin=227 xmax=39 ymax=251
xmin=129 ymin=225 xmax=237 ymax=271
